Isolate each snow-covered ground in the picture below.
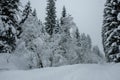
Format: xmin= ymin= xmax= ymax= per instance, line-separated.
xmin=0 ymin=64 xmax=120 ymax=80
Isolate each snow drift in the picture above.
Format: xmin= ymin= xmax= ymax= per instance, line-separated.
xmin=0 ymin=63 xmax=120 ymax=80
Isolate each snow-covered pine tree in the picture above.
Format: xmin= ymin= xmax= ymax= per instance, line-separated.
xmin=54 ymin=19 xmax=61 ymax=34
xmin=80 ymin=33 xmax=88 ymax=51
xmin=75 ymin=28 xmax=80 ymax=40
xmin=45 ymin=0 xmax=57 ymax=36
xmin=102 ymin=0 xmax=120 ymax=62
xmin=0 ymin=0 xmax=20 ymax=53
xmin=74 ymin=28 xmax=81 ymax=47
xmin=20 ymin=1 xmax=32 ymax=25
xmin=61 ymin=6 xmax=67 ymax=25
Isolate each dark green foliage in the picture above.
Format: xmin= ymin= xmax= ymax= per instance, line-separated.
xmin=102 ymin=0 xmax=120 ymax=62
xmin=20 ymin=1 xmax=32 ymax=25
xmin=0 ymin=0 xmax=20 ymax=53
xmin=62 ymin=6 xmax=66 ymax=18
xmin=61 ymin=6 xmax=67 ymax=25
xmin=0 ymin=0 xmax=20 ymax=26
xmin=54 ymin=19 xmax=61 ymax=34
xmin=45 ymin=0 xmax=57 ymax=35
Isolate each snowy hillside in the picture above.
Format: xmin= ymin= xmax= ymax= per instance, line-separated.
xmin=0 ymin=64 xmax=120 ymax=80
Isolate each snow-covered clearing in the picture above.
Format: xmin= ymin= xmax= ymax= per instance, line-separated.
xmin=0 ymin=64 xmax=120 ymax=80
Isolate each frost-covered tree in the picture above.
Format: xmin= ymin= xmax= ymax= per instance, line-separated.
xmin=92 ymin=46 xmax=105 ymax=63
xmin=41 ymin=16 xmax=81 ymax=67
xmin=59 ymin=16 xmax=80 ymax=64
xmin=78 ymin=33 xmax=102 ymax=63
xmin=102 ymin=0 xmax=120 ymax=62
xmin=45 ymin=0 xmax=57 ymax=35
xmin=18 ymin=1 xmax=32 ymax=38
xmin=93 ymin=46 xmax=103 ymax=58
xmin=86 ymin=35 xmax=92 ymax=49
xmin=21 ymin=12 xmax=41 ymax=50
xmin=18 ymin=8 xmax=44 ymax=68
xmin=80 ymin=33 xmax=90 ymax=51
xmin=0 ymin=0 xmax=20 ymax=53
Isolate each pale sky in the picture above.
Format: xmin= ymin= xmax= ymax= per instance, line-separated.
xmin=21 ymin=0 xmax=106 ymax=52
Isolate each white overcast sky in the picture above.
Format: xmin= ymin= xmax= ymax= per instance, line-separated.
xmin=21 ymin=0 xmax=106 ymax=52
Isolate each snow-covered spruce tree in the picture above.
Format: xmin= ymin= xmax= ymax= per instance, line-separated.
xmin=45 ymin=0 xmax=57 ymax=36
xmin=61 ymin=6 xmax=67 ymax=25
xmin=80 ymin=33 xmax=89 ymax=51
xmin=102 ymin=0 xmax=120 ymax=62
xmin=54 ymin=19 xmax=62 ymax=34
xmin=20 ymin=1 xmax=32 ymax=25
xmin=0 ymin=0 xmax=20 ymax=53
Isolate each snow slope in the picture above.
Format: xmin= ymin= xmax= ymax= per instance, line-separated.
xmin=0 ymin=64 xmax=120 ymax=80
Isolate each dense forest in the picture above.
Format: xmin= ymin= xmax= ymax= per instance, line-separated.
xmin=1 ymin=0 xmax=120 ymax=70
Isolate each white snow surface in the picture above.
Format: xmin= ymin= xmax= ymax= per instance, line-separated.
xmin=0 ymin=64 xmax=120 ymax=80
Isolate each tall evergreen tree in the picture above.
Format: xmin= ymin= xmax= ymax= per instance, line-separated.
xmin=102 ymin=0 xmax=120 ymax=62
xmin=20 ymin=1 xmax=32 ymax=25
xmin=61 ymin=6 xmax=67 ymax=25
xmin=0 ymin=0 xmax=20 ymax=53
xmin=32 ymin=9 xmax=37 ymax=17
xmin=75 ymin=28 xmax=80 ymax=40
xmin=45 ymin=0 xmax=57 ymax=36
xmin=54 ymin=19 xmax=61 ymax=34
xmin=0 ymin=0 xmax=20 ymax=26
xmin=62 ymin=6 xmax=66 ymax=18
xmin=75 ymin=28 xmax=81 ymax=47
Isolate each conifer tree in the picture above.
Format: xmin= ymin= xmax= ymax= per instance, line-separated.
xmin=45 ymin=0 xmax=57 ymax=36
xmin=54 ymin=19 xmax=61 ymax=34
xmin=102 ymin=0 xmax=120 ymax=62
xmin=20 ymin=1 xmax=32 ymax=25
xmin=75 ymin=28 xmax=81 ymax=47
xmin=75 ymin=28 xmax=80 ymax=40
xmin=62 ymin=6 xmax=66 ymax=18
xmin=61 ymin=6 xmax=67 ymax=25
xmin=0 ymin=0 xmax=20 ymax=26
xmin=0 ymin=0 xmax=20 ymax=53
